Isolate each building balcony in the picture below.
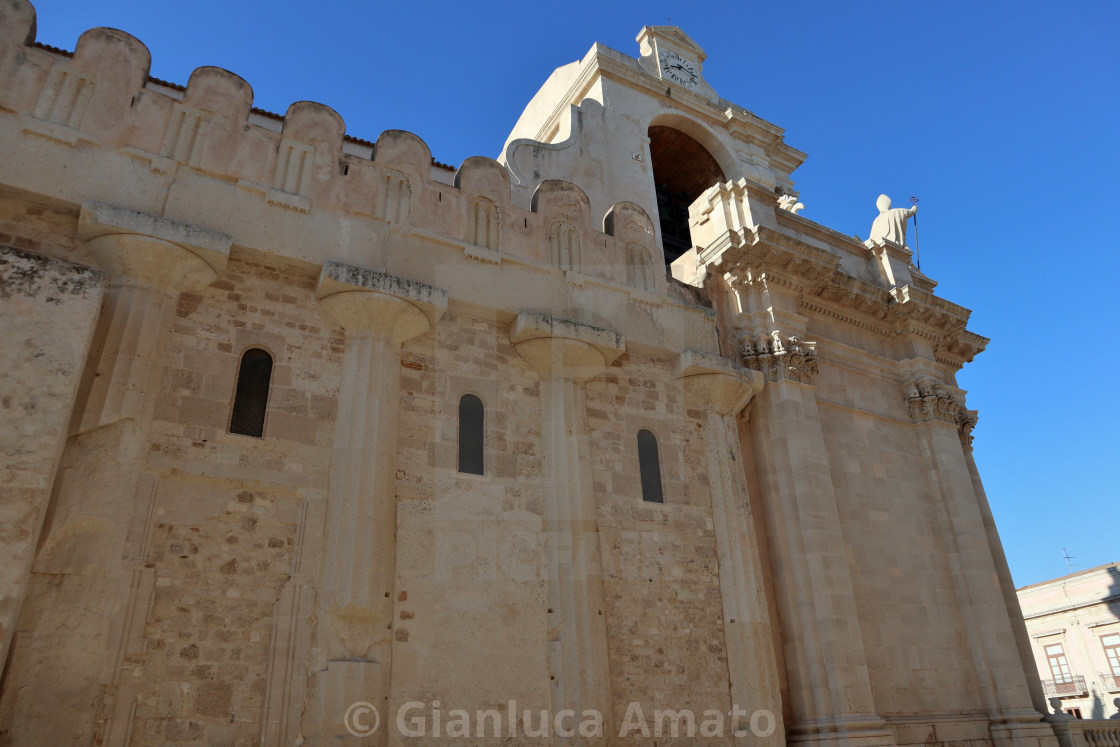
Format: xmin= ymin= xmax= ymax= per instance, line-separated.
xmin=1042 ymin=675 xmax=1089 ymax=697
xmin=1101 ymin=673 xmax=1120 ymax=693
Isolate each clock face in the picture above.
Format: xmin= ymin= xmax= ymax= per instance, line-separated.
xmin=658 ymin=50 xmax=699 ymax=89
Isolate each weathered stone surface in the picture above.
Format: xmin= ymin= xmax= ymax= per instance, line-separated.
xmin=0 ymin=11 xmax=1057 ymax=747
xmin=0 ymin=245 xmax=103 ymax=675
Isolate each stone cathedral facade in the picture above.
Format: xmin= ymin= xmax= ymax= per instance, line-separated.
xmin=0 ymin=4 xmax=1076 ymax=746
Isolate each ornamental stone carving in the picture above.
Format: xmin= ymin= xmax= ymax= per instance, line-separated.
xmin=904 ymin=378 xmax=961 ymax=425
xmin=957 ymin=409 xmax=979 ymax=448
xmin=777 ymin=194 xmax=804 ymax=214
xmin=741 ymin=332 xmax=818 ymax=385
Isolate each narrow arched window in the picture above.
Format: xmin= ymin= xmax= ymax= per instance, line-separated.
xmin=458 ymin=394 xmax=485 ymax=475
xmin=229 ymin=348 xmax=273 ymax=437
xmin=637 ymin=429 xmax=664 ymax=503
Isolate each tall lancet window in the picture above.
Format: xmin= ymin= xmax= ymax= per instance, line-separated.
xmin=637 ymin=429 xmax=664 ymax=503
xmin=229 ymin=348 xmax=273 ymax=437
xmin=458 ymin=394 xmax=485 ymax=475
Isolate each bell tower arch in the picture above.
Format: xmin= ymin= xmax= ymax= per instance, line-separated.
xmin=647 ymin=123 xmax=726 ymax=264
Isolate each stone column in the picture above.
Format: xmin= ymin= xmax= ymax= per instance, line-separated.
xmin=301 ymin=262 xmax=446 ymax=744
xmin=0 ymin=202 xmax=230 ymax=746
xmin=511 ymin=312 xmax=623 ymax=742
xmin=73 ymin=202 xmax=231 ymax=431
xmin=677 ymin=350 xmax=785 ymax=745
xmin=902 ymin=378 xmax=1057 ymax=745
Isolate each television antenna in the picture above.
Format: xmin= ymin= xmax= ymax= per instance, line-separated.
xmin=1062 ymin=547 xmax=1078 ymax=574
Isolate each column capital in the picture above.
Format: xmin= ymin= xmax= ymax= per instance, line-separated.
xmin=957 ymin=409 xmax=978 ymax=448
xmin=676 ymin=349 xmax=764 ymax=415
xmin=510 ymin=311 xmax=623 ymax=381
xmin=78 ymin=202 xmax=232 ymax=292
xmin=741 ymin=331 xmax=819 ymax=386
xmin=316 ymin=261 xmax=447 ymax=344
xmin=903 ymin=378 xmax=964 ymax=426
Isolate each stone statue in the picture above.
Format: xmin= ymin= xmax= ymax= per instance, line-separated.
xmin=868 ymin=194 xmax=917 ymax=246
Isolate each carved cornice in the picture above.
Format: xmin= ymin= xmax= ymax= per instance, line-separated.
xmin=715 ymin=233 xmax=986 ymax=370
xmin=719 ymin=225 xmax=841 ymax=296
xmin=937 ymin=331 xmax=989 ymax=370
xmin=741 ymin=332 xmax=818 ymax=385
xmin=886 ymin=286 xmax=988 ymax=369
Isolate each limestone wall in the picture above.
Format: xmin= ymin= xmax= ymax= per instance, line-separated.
xmin=586 ymin=351 xmax=737 ymax=739
xmin=0 ymin=1 xmax=1057 ymax=745
xmin=813 ymin=344 xmax=987 ymax=714
xmin=0 ymin=237 xmax=103 ymax=675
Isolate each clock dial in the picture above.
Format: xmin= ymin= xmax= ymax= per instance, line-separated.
xmin=658 ymin=50 xmax=699 ymax=89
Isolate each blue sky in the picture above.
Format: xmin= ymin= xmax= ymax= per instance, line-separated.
xmin=28 ymin=0 xmax=1118 ymax=587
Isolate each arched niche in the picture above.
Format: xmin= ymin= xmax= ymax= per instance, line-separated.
xmin=647 ymin=118 xmax=730 ymax=265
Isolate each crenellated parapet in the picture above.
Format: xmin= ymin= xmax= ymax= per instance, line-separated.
xmin=531 ymin=180 xmax=593 ymax=272
xmin=0 ymin=0 xmax=725 ymax=358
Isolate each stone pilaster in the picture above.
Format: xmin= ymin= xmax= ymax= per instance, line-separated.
xmin=901 ymin=375 xmax=1056 ymax=745
xmin=748 ymin=368 xmax=894 ymax=745
xmin=693 ymin=178 xmax=892 ymax=745
xmin=511 ymin=311 xmax=622 ymax=743
xmin=0 ymin=203 xmax=230 ymax=746
xmin=298 ymin=262 xmax=446 ymax=744
xmin=677 ymin=350 xmax=784 ymax=745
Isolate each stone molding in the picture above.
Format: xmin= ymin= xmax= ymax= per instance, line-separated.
xmin=741 ymin=332 xmax=819 ymax=385
xmin=691 ymin=179 xmax=986 ymax=371
xmin=77 ymin=202 xmax=231 ymax=292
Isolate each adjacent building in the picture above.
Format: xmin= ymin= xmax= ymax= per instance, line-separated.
xmin=1019 ymin=563 xmax=1120 ymax=721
